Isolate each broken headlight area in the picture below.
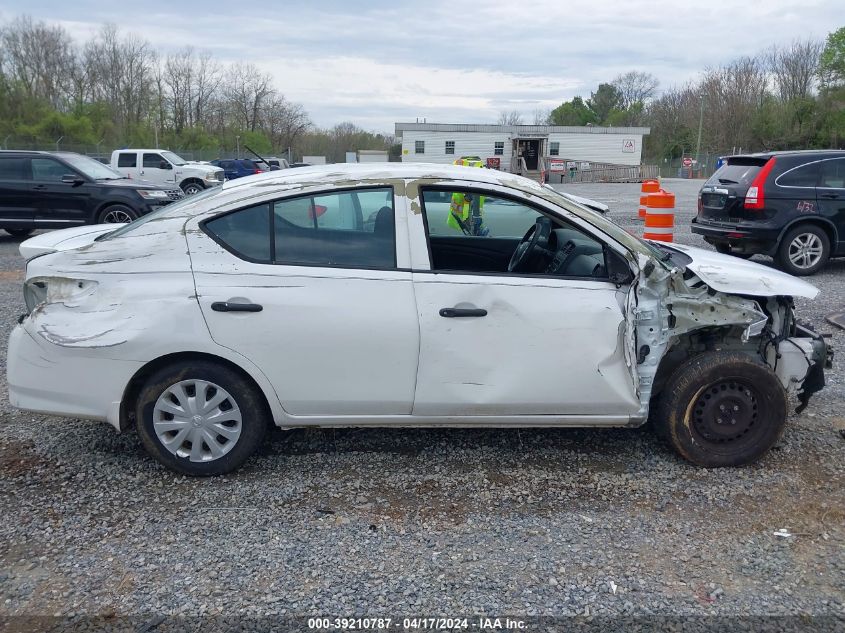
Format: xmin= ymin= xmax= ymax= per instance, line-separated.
xmin=23 ymin=277 xmax=99 ymax=316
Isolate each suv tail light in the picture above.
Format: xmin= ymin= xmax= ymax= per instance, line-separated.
xmin=744 ymin=158 xmax=777 ymax=210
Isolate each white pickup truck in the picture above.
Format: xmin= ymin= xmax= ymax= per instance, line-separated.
xmin=110 ymin=149 xmax=224 ymax=195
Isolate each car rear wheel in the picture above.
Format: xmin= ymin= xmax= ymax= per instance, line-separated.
xmin=4 ymin=228 xmax=34 ymax=238
xmin=777 ymin=225 xmax=830 ymax=276
xmin=135 ymin=360 xmax=268 ymax=476
xmin=652 ymin=352 xmax=787 ymax=467
xmin=714 ymin=243 xmax=752 ymax=259
xmin=98 ymin=205 xmax=138 ymax=224
xmin=181 ymin=182 xmax=204 ymax=195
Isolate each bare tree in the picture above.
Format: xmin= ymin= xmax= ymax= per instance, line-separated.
xmin=0 ymin=16 xmax=77 ymax=108
xmin=225 ymin=62 xmax=274 ymax=132
xmin=532 ymin=108 xmax=551 ymax=125
xmin=766 ymin=39 xmax=823 ymax=102
xmin=612 ymin=71 xmax=659 ymax=109
xmin=260 ymin=95 xmax=311 ymax=151
xmin=497 ymin=110 xmax=524 ymax=125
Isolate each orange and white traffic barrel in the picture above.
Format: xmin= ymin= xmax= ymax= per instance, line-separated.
xmin=639 ymin=179 xmax=660 ymax=218
xmin=643 ymin=189 xmax=675 ymax=242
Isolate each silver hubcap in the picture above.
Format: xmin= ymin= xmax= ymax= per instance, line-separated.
xmin=102 ymin=208 xmax=133 ymax=223
xmin=184 ymin=185 xmax=201 ymax=195
xmin=153 ymin=379 xmax=242 ymax=462
xmin=788 ymin=233 xmax=823 ymax=269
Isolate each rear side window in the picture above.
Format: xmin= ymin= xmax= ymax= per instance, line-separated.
xmin=239 ymin=160 xmax=258 ymax=170
xmin=777 ymin=162 xmax=820 ymax=187
xmin=707 ymin=160 xmax=765 ymax=187
xmin=0 ymin=157 xmax=28 ymax=180
xmin=820 ymin=159 xmax=845 ymax=189
xmin=203 ymin=187 xmax=396 ymax=269
xmin=204 ymin=203 xmax=271 ymax=263
xmin=117 ymin=153 xmax=136 ymax=168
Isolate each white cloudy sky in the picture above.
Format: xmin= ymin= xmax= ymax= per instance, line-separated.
xmin=0 ymin=0 xmax=841 ymax=132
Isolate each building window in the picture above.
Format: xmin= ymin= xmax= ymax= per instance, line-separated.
xmin=494 ymin=142 xmax=504 ymax=156
xmin=415 ymin=140 xmax=425 ymax=154
xmin=445 ymin=141 xmax=455 ymax=155
xmin=550 ymin=142 xmax=560 ymax=156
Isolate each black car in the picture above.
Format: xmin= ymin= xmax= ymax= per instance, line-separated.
xmin=692 ymin=150 xmax=845 ymax=275
xmin=0 ymin=150 xmax=184 ymax=237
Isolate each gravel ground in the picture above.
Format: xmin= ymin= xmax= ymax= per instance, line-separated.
xmin=0 ymin=178 xmax=843 ymax=630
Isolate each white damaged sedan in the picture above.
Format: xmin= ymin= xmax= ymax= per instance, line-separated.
xmin=8 ymin=164 xmax=831 ymax=475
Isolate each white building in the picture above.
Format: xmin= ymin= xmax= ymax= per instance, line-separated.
xmin=395 ymin=123 xmax=650 ymax=177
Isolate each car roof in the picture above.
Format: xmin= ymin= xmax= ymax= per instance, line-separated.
xmin=218 ymin=162 xmax=545 ymax=193
xmin=731 ymin=149 xmax=845 ymax=160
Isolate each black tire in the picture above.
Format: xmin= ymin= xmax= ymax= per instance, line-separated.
xmin=4 ymin=228 xmax=34 ymax=238
xmin=652 ymin=352 xmax=787 ymax=467
xmin=776 ymin=224 xmax=830 ymax=276
xmin=714 ymin=242 xmax=752 ymax=259
xmin=135 ymin=360 xmax=268 ymax=476
xmin=181 ymin=182 xmax=204 ymax=196
xmin=97 ymin=204 xmax=138 ymax=224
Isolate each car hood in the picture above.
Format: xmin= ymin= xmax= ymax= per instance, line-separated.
xmin=178 ymin=163 xmax=220 ymax=174
xmin=19 ymin=225 xmax=117 ymax=259
xmin=558 ymin=192 xmax=609 ymax=214
xmin=660 ymin=242 xmax=818 ymax=299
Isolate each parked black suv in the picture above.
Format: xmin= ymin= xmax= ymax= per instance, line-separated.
xmin=0 ymin=150 xmax=184 ymax=238
xmin=692 ymin=150 xmax=845 ymax=275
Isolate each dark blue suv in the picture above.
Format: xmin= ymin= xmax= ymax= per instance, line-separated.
xmin=209 ymin=159 xmax=263 ymax=181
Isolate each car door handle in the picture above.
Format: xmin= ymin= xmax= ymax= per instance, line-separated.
xmin=33 ymin=184 xmax=47 ymax=190
xmin=211 ymin=301 xmax=263 ymax=313
xmin=820 ymin=193 xmax=839 ymax=199
xmin=439 ymin=307 xmax=487 ymax=318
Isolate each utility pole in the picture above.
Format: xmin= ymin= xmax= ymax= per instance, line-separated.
xmin=695 ymin=94 xmax=704 ymax=169
xmin=55 ymin=136 xmax=64 ymax=152
xmin=236 ymin=135 xmax=240 ymax=159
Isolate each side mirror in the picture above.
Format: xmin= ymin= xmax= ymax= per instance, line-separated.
xmin=606 ymin=247 xmax=634 ymax=285
xmin=159 ymin=161 xmax=172 ymax=170
xmin=61 ymin=174 xmax=84 ymax=186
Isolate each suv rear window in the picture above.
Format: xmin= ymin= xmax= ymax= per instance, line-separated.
xmin=706 ymin=158 xmax=767 ymax=187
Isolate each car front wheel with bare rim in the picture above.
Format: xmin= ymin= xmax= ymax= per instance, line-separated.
xmin=135 ymin=360 xmax=268 ymax=476
xmin=776 ymin=224 xmax=830 ymax=276
xmin=652 ymin=352 xmax=788 ymax=467
xmin=97 ymin=205 xmax=138 ymax=224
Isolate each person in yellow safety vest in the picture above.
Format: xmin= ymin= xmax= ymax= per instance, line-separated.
xmin=448 ymin=158 xmax=489 ymax=235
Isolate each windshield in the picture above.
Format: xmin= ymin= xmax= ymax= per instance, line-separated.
xmin=540 ymin=184 xmax=667 ymax=263
xmin=161 ymin=150 xmax=187 ymax=166
xmin=59 ymin=153 xmax=124 ymax=180
xmin=99 ymin=186 xmax=221 ymax=240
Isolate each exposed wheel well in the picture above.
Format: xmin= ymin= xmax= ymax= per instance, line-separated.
xmin=119 ymin=351 xmax=273 ymax=432
xmin=179 ymin=178 xmax=205 ymax=190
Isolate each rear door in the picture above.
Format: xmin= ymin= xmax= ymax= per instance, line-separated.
xmin=816 ymin=158 xmax=845 ymax=252
xmin=30 ymin=157 xmax=90 ymax=226
xmin=113 ymin=151 xmax=141 ymax=180
xmin=187 ymin=182 xmax=420 ymax=417
xmin=0 ymin=156 xmax=35 ymax=227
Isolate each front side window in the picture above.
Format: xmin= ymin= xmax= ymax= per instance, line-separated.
xmin=202 ymin=187 xmax=396 ymax=269
xmin=117 ymin=153 xmax=137 ymax=168
xmin=445 ymin=141 xmax=455 ymax=155
xmin=820 ymin=158 xmax=845 ymax=189
xmin=143 ymin=153 xmax=166 ymax=169
xmin=31 ymin=158 xmax=71 ymax=182
xmin=415 ymin=140 xmax=425 ymax=154
xmin=0 ymin=157 xmax=28 ymax=180
xmin=550 ymin=142 xmax=560 ymax=156
xmin=494 ymin=142 xmax=504 ymax=156
xmin=777 ymin=162 xmax=820 ymax=187
xmin=421 ymin=188 xmax=607 ymax=278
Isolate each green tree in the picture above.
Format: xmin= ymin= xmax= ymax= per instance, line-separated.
xmin=549 ymin=97 xmax=596 ymax=126
xmin=819 ymin=26 xmax=845 ymax=87
xmin=587 ymin=83 xmax=623 ymax=124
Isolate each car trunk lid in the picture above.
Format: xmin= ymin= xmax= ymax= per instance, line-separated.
xmin=698 ymin=156 xmax=770 ymax=223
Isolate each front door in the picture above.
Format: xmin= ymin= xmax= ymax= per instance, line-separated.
xmin=187 ymin=183 xmax=420 ymax=417
xmin=410 ymin=185 xmax=639 ymax=417
xmin=30 ymin=157 xmax=90 ymax=226
xmin=140 ymin=152 xmax=176 ymax=186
